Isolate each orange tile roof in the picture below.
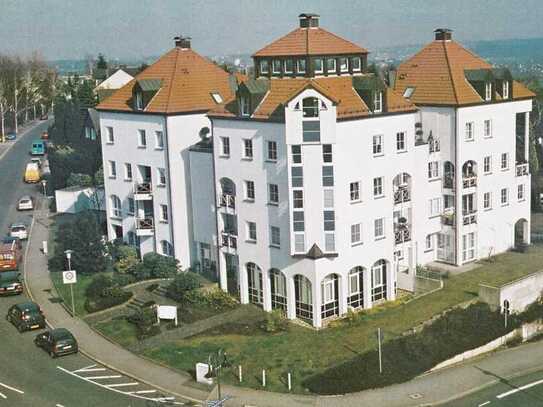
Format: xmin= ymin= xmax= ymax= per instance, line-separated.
xmin=210 ymin=76 xmax=416 ymax=121
xmin=253 ymin=27 xmax=368 ymax=57
xmin=395 ymin=40 xmax=535 ymax=105
xmin=97 ymin=47 xmax=234 ymax=114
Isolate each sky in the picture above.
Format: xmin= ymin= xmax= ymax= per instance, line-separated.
xmin=1 ymin=0 xmax=542 ymax=60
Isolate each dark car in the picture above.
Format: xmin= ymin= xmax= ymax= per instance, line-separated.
xmin=1 ymin=236 xmax=22 ymax=250
xmin=34 ymin=328 xmax=78 ymax=358
xmin=0 ymin=272 xmax=23 ymax=296
xmin=6 ymin=301 xmax=46 ymax=332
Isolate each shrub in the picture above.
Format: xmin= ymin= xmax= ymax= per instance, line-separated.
xmin=111 ymin=273 xmax=136 ymax=287
xmin=146 ymin=283 xmax=159 ymax=292
xmin=127 ymin=308 xmax=160 ymax=339
xmin=202 ymin=288 xmax=238 ymax=310
xmin=261 ymin=309 xmax=288 ymax=333
xmin=84 ymin=274 xmax=132 ymax=313
xmin=85 ymin=291 xmax=132 ymax=313
xmin=166 ymin=272 xmax=201 ymax=303
xmin=85 ymin=274 xmax=114 ymax=299
xmin=133 ymin=253 xmax=179 ymax=280
xmin=113 ymin=245 xmax=139 ymax=274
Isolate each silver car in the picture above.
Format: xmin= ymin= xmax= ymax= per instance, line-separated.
xmin=17 ymin=196 xmax=33 ymax=211
xmin=9 ymin=224 xmax=28 ymax=240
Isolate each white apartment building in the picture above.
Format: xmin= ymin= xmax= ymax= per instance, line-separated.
xmin=98 ymin=16 xmax=534 ymax=328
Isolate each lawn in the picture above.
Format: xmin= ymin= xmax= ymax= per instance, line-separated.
xmin=50 ymin=270 xmax=97 ymax=316
xmin=140 ymin=243 xmax=543 ymax=394
xmin=92 ymin=318 xmax=139 ymax=348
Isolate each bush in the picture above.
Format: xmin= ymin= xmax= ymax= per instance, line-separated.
xmin=112 ymin=245 xmax=139 ymax=274
xmin=127 ymin=308 xmax=160 ymax=339
xmin=202 ymin=288 xmax=238 ymax=310
xmin=112 ymin=273 xmax=136 ymax=287
xmin=167 ymin=272 xmax=201 ymax=303
xmin=261 ymin=309 xmax=288 ymax=333
xmin=133 ymin=253 xmax=179 ymax=281
xmin=84 ymin=274 xmax=132 ymax=313
xmin=303 ymin=302 xmax=520 ymax=394
xmin=85 ymin=274 xmax=114 ymax=299
xmin=85 ymin=291 xmax=132 ymax=313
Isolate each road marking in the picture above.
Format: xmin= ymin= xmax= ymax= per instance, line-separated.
xmin=0 ymin=392 xmax=6 ymax=399
xmin=106 ymin=382 xmax=139 ymax=388
xmin=56 ymin=404 xmax=65 ymax=407
xmin=496 ymin=378 xmax=543 ymax=399
xmin=84 ymin=375 xmax=122 ymax=380
xmin=75 ymin=364 xmax=97 ymax=372
xmin=76 ymin=368 xmax=106 ymax=373
xmin=0 ymin=382 xmax=24 ymax=394
xmin=479 ymin=401 xmax=491 ymax=406
xmin=131 ymin=390 xmax=157 ymax=394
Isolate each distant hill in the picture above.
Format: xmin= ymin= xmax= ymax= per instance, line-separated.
xmin=467 ymin=38 xmax=543 ymax=62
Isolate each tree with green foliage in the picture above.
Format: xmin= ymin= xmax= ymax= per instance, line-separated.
xmin=96 ymin=54 xmax=108 ymax=70
xmin=133 ymin=253 xmax=179 ymax=280
xmin=67 ymin=173 xmax=93 ymax=187
xmin=113 ymin=245 xmax=139 ymax=274
xmin=166 ymin=272 xmax=200 ymax=303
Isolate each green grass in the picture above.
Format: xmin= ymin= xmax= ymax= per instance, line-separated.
xmin=50 ymin=271 xmax=97 ymax=317
xmin=140 ymin=243 xmax=543 ymax=394
xmin=92 ymin=318 xmax=139 ymax=348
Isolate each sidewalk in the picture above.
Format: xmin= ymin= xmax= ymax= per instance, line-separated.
xmin=24 ymin=198 xmax=543 ymax=407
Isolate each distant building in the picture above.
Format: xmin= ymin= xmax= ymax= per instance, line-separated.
xmin=95 ymin=68 xmax=136 ymax=102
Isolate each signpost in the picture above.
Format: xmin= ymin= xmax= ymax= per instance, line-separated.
xmin=156 ymin=305 xmax=178 ymax=326
xmin=62 ymin=269 xmax=77 ymax=316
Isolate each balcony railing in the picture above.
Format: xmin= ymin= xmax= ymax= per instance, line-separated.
xmin=462 ymin=211 xmax=477 ymax=225
xmin=135 ymin=182 xmax=152 ymax=194
xmin=219 ymin=194 xmax=236 ymax=209
xmin=516 ymin=163 xmax=529 ymax=177
xmin=393 ymin=188 xmax=410 ymax=205
xmin=394 ymin=226 xmax=411 ymax=245
xmin=462 ymin=176 xmax=477 ymax=188
xmin=429 ymin=139 xmax=440 ymax=153
xmin=443 ymin=175 xmax=454 ymax=189
xmin=221 ymin=232 xmax=237 ymax=250
xmin=135 ymin=217 xmax=154 ymax=236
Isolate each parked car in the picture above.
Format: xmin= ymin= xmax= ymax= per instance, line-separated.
xmin=40 ymin=114 xmax=48 ymax=121
xmin=24 ymin=162 xmax=41 ymax=183
xmin=30 ymin=140 xmax=46 ymax=156
xmin=0 ymin=237 xmax=22 ymax=271
xmin=35 ymin=328 xmax=78 ymax=358
xmin=9 ymin=224 xmax=28 ymax=240
xmin=17 ymin=196 xmax=34 ymax=211
xmin=30 ymin=157 xmax=42 ymax=168
xmin=0 ymin=272 xmax=23 ymax=296
xmin=6 ymin=301 xmax=46 ymax=332
xmin=5 ymin=132 xmax=16 ymax=141
xmin=41 ymin=131 xmax=49 ymax=140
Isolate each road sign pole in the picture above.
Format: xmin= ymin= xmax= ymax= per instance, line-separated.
xmin=378 ymin=327 xmax=383 ymax=374
xmin=70 ymin=283 xmax=75 ymax=317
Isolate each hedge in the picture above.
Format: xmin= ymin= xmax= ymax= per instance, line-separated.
xmin=303 ymin=302 xmax=521 ymax=394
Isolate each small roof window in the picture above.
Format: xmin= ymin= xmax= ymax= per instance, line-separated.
xmin=403 ymin=87 xmax=415 ymax=98
xmin=211 ymin=92 xmax=223 ymax=104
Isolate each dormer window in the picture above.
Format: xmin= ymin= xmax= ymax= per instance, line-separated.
xmin=297 ymin=59 xmax=306 ymax=74
xmin=503 ymin=81 xmax=509 ymax=99
xmin=373 ymin=91 xmax=383 ymax=113
xmin=314 ymin=58 xmax=323 ymax=74
xmin=302 ymin=97 xmax=319 ymax=118
xmin=403 ymin=87 xmax=415 ymax=98
xmin=211 ymin=92 xmax=223 ymax=104
xmin=485 ymin=82 xmax=492 ymax=101
xmin=339 ymin=57 xmax=349 ymax=72
xmin=351 ymin=57 xmax=361 ymax=72
xmin=326 ymin=58 xmax=336 ymax=73
xmin=272 ymin=60 xmax=281 ymax=74
xmin=284 ymin=60 xmax=294 ymax=74
xmin=240 ymin=96 xmax=250 ymax=117
xmin=260 ymin=60 xmax=269 ymax=74
xmin=135 ymin=91 xmax=143 ymax=110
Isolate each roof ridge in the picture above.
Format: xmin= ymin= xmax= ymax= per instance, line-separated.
xmin=442 ymin=41 xmax=459 ymax=105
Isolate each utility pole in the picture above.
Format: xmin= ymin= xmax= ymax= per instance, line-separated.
xmin=14 ymin=74 xmax=18 ymax=134
xmin=378 ymin=327 xmax=383 ymax=374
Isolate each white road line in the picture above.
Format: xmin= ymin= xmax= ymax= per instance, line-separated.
xmin=131 ymin=390 xmax=157 ymax=394
xmin=75 ymin=368 xmax=106 ymax=373
xmin=56 ymin=404 xmax=65 ymax=407
xmin=0 ymin=382 xmax=24 ymax=394
xmin=496 ymin=378 xmax=543 ymax=399
xmin=0 ymin=392 xmax=6 ymax=399
xmin=478 ymin=401 xmax=491 ymax=406
xmin=74 ymin=364 xmax=97 ymax=372
xmin=84 ymin=375 xmax=122 ymax=380
xmin=106 ymin=382 xmax=139 ymax=388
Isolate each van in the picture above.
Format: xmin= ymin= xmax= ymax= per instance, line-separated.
xmin=24 ymin=162 xmax=41 ymax=183
xmin=0 ymin=238 xmax=22 ymax=271
xmin=30 ymin=140 xmax=46 ymax=156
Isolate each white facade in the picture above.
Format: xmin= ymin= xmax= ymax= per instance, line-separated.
xmin=95 ymin=69 xmax=134 ymax=91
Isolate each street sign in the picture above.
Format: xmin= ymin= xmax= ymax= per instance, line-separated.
xmin=62 ymin=270 xmax=77 ymax=284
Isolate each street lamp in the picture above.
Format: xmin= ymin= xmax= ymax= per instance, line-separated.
xmin=204 ymin=349 xmax=231 ymax=402
xmin=41 ymin=179 xmax=47 ymax=196
xmin=64 ymin=249 xmax=75 ymax=316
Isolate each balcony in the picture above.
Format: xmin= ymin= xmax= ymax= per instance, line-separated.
xmin=462 ymin=211 xmax=477 ymax=226
xmin=462 ymin=176 xmax=477 ymax=189
xmin=393 ymin=188 xmax=410 ymax=205
xmin=394 ymin=225 xmax=411 ymax=245
xmin=516 ymin=163 xmax=529 ymax=177
xmin=134 ymin=182 xmax=152 ymax=200
xmin=135 ymin=217 xmax=154 ymax=236
xmin=442 ymin=214 xmax=455 ymax=226
xmin=221 ymin=232 xmax=237 ymax=251
xmin=219 ymin=194 xmax=236 ymax=210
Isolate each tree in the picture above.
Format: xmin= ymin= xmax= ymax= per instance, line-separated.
xmin=67 ymin=173 xmax=93 ymax=187
xmin=113 ymin=245 xmax=139 ymax=274
xmin=166 ymin=272 xmax=201 ymax=303
xmin=134 ymin=253 xmax=179 ymax=280
xmin=96 ymin=54 xmax=108 ymax=70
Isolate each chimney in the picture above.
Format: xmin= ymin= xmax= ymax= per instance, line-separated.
xmin=299 ymin=13 xmax=320 ymax=28
xmin=434 ymin=28 xmax=452 ymax=41
xmin=174 ymin=35 xmax=191 ymax=49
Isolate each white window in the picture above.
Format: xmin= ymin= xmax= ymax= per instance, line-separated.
xmin=124 ymin=163 xmax=132 ymax=181
xmin=373 ymin=91 xmax=382 ymax=113
xmin=160 ymin=204 xmax=168 ymax=222
xmin=501 ymin=153 xmax=509 ymax=170
xmin=268 ymin=183 xmax=279 ymax=204
xmin=324 ymin=232 xmax=335 ymax=252
xmin=108 ymin=160 xmax=116 ymax=178
xmin=462 ymin=232 xmax=476 ymax=261
xmin=297 ymin=59 xmax=306 ymax=73
xmin=373 ymin=177 xmax=384 ymax=197
xmin=157 ymin=168 xmax=166 ymax=186
xmin=106 ymin=126 xmax=114 ymax=144
xmin=425 ymin=234 xmax=434 ymax=251
xmin=322 ymin=144 xmax=333 ymax=163
xmin=240 ymin=96 xmax=250 ymax=116
xmin=267 ymin=141 xmax=277 ymax=161
xmin=483 ymin=156 xmax=492 ymax=174
xmin=314 ymin=58 xmax=323 ymax=74
xmin=372 ymin=263 xmax=385 ymax=287
xmin=429 ymin=197 xmax=442 ymax=217
xmin=351 ymin=57 xmax=361 ymax=72
xmin=403 ymin=87 xmax=415 ymax=98
xmin=373 ymin=135 xmax=383 ymax=155
xmin=110 ymin=195 xmax=121 ymax=218
xmin=242 ymin=138 xmax=253 ymax=159
xmin=291 ymin=145 xmax=302 ymax=164
xmin=351 ymin=223 xmax=362 ymax=245
xmin=155 ymin=131 xmax=164 ymax=149
xmin=503 ymin=81 xmax=509 ymax=99
xmin=260 ymin=60 xmax=269 ymax=74
xmin=396 ymin=132 xmax=406 ymax=152
xmin=484 ymin=120 xmax=492 ymax=138
xmin=135 ymin=92 xmax=143 ymax=110
xmin=374 ymin=218 xmax=385 ymax=239
xmin=293 ymin=190 xmax=303 ymax=208
xmin=483 ymin=192 xmax=492 ymax=209
xmin=323 ymin=189 xmax=334 ymax=208
xmin=350 ymin=181 xmax=360 ymax=202
xmin=211 ymin=92 xmax=223 ymax=104
xmin=485 ymin=82 xmax=492 ymax=101
xmin=326 ymin=58 xmax=336 ymax=73
xmin=245 ymin=180 xmax=255 ymax=201
xmin=138 ymin=129 xmax=147 ymax=147
xmin=465 ymin=122 xmax=474 ymax=141
xmin=161 ymin=240 xmax=173 ymax=256
xmin=518 ymin=184 xmax=525 ymax=201
xmin=270 ymin=226 xmax=281 ymax=247
xmin=501 ymin=188 xmax=508 ymax=205
xmin=428 ymin=161 xmax=439 ymax=179
xmin=284 ymin=60 xmax=294 ymax=73
xmin=127 ymin=198 xmax=135 ymax=215
xmin=247 ymin=221 xmax=257 ymax=242
xmin=221 ymin=137 xmax=230 ymax=156
xmin=272 ymin=60 xmax=281 ymax=74
xmin=339 ymin=57 xmax=349 ymax=72
xmin=294 ymin=233 xmax=305 ymax=252
xmin=444 ymin=194 xmax=454 ymax=210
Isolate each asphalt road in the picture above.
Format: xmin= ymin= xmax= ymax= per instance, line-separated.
xmin=443 ymin=368 xmax=543 ymax=407
xmin=0 ymin=122 xmax=184 ymax=406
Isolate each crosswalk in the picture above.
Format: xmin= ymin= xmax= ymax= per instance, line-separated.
xmin=57 ymin=364 xmax=187 ymax=405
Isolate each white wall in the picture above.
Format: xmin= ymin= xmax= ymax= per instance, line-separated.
xmin=95 ymin=70 xmax=134 ymax=90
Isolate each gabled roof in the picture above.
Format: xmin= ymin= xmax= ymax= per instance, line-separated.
xmin=97 ymin=47 xmax=235 ymax=114
xmin=253 ymin=27 xmax=368 ymax=57
xmin=395 ymin=40 xmax=534 ymax=106
xmin=210 ymin=75 xmax=416 ymax=121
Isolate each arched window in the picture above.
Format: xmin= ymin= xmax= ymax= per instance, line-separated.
xmin=269 ymin=269 xmax=287 ymax=312
xmin=247 ymin=263 xmax=263 ymax=305
xmin=294 ymin=274 xmax=312 ymax=322
xmin=110 ymin=195 xmax=121 ymax=218
xmin=161 ymin=240 xmax=173 ymax=256
xmin=348 ymin=266 xmax=365 ymax=309
xmin=371 ymin=259 xmax=388 ymax=302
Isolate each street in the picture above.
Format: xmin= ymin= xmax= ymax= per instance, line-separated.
xmin=0 ymin=122 xmax=185 ymax=406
